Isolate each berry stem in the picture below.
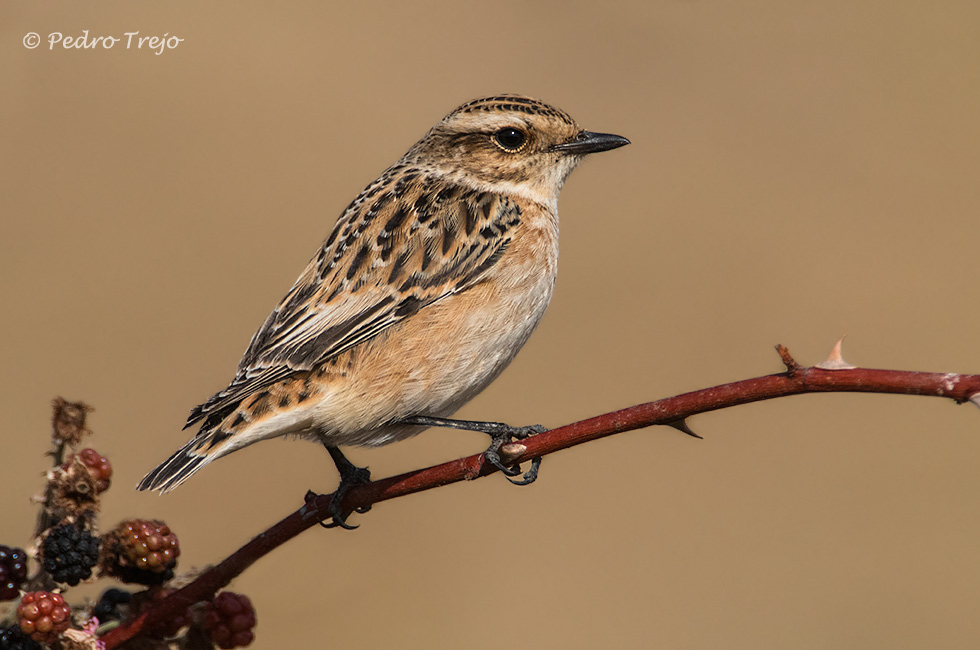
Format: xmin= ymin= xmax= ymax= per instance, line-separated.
xmin=34 ymin=439 xmax=68 ymax=537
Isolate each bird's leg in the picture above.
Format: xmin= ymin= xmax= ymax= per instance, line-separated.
xmin=308 ymin=445 xmax=372 ymax=530
xmin=398 ymin=415 xmax=545 ymax=486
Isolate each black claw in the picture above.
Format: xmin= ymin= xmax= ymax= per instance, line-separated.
xmin=308 ymin=487 xmax=361 ymax=529
xmin=505 ymin=456 xmax=541 ymax=485
xmin=321 ymin=512 xmax=359 ymax=530
xmin=483 ymin=434 xmax=523 ymax=476
xmin=484 ymin=447 xmax=523 ymax=476
xmin=321 ymin=478 xmax=366 ymax=529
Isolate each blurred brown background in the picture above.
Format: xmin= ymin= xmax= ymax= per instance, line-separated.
xmin=3 ymin=1 xmax=979 ymax=648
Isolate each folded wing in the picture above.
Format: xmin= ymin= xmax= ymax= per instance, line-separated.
xmin=186 ymin=171 xmax=523 ymax=428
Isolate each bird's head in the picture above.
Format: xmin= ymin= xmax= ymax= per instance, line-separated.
xmin=408 ymin=95 xmax=629 ymax=205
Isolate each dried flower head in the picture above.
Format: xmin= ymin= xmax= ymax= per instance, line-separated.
xmin=48 ymin=459 xmax=102 ymax=518
xmin=51 ymin=398 xmax=94 ymax=446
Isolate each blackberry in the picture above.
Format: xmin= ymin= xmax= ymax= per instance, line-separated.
xmin=42 ymin=522 xmax=100 ymax=586
xmin=0 ymin=545 xmax=28 ymax=601
xmin=16 ymin=591 xmax=71 ymax=644
xmin=101 ymin=519 xmax=179 ymax=585
xmin=91 ymin=588 xmax=132 ymax=623
xmin=0 ymin=625 xmax=42 ymax=650
xmin=203 ymin=592 xmax=256 ymax=649
xmin=62 ymin=448 xmax=112 ymax=494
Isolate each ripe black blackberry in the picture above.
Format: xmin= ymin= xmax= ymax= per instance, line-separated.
xmin=91 ymin=588 xmax=132 ymax=623
xmin=0 ymin=625 xmax=42 ymax=650
xmin=0 ymin=545 xmax=28 ymax=601
xmin=41 ymin=522 xmax=100 ymax=586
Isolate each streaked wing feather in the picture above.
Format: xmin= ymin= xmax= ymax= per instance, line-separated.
xmin=186 ymin=169 xmax=522 ymax=427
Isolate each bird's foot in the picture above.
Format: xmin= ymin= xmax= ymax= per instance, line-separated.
xmin=399 ymin=416 xmax=546 ymax=485
xmin=483 ymin=423 xmax=545 ymax=485
xmin=309 ymin=446 xmax=372 ymax=529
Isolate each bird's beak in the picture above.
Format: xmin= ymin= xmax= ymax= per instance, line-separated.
xmin=551 ymin=131 xmax=630 ymax=155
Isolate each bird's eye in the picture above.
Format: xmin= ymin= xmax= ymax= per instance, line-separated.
xmin=492 ymin=127 xmax=528 ymax=151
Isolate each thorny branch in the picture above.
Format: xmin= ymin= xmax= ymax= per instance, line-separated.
xmin=100 ymin=343 xmax=980 ymax=649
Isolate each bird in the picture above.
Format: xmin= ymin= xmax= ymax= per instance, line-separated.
xmin=138 ymin=95 xmax=629 ymax=526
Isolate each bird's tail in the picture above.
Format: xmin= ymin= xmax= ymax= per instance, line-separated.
xmin=136 ymin=427 xmax=236 ymax=493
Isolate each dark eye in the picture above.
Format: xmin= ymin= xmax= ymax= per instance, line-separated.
xmin=493 ymin=127 xmax=527 ymax=151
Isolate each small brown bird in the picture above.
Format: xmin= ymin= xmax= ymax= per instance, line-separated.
xmin=138 ymin=95 xmax=629 ymax=525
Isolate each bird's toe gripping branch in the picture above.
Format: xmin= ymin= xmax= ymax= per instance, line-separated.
xmin=398 ymin=416 xmax=545 ymax=485
xmin=485 ymin=424 xmax=546 ymax=485
xmin=309 ymin=446 xmax=373 ymax=530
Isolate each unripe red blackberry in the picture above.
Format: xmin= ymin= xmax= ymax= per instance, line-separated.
xmin=62 ymin=448 xmax=112 ymax=493
xmin=41 ymin=522 xmax=100 ymax=586
xmin=101 ymin=519 xmax=179 ymax=585
xmin=130 ymin=587 xmax=191 ymax=638
xmin=0 ymin=625 xmax=42 ymax=650
xmin=203 ymin=592 xmax=256 ymax=649
xmin=0 ymin=545 xmax=28 ymax=601
xmin=16 ymin=591 xmax=71 ymax=644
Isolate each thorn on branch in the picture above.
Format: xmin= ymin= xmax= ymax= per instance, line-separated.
xmin=815 ymin=336 xmax=856 ymax=370
xmin=667 ymin=419 xmax=703 ymax=439
xmin=775 ymin=344 xmax=802 ymax=375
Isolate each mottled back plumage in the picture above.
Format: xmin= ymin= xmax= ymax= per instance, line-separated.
xmin=139 ymin=95 xmax=628 ymax=494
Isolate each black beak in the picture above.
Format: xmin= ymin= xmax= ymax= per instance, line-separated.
xmin=551 ymin=131 xmax=630 ymax=155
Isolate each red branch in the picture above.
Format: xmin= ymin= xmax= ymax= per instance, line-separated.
xmin=100 ymin=347 xmax=980 ymax=648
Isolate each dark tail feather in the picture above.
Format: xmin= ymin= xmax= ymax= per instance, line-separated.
xmin=137 ymin=436 xmax=220 ymax=493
